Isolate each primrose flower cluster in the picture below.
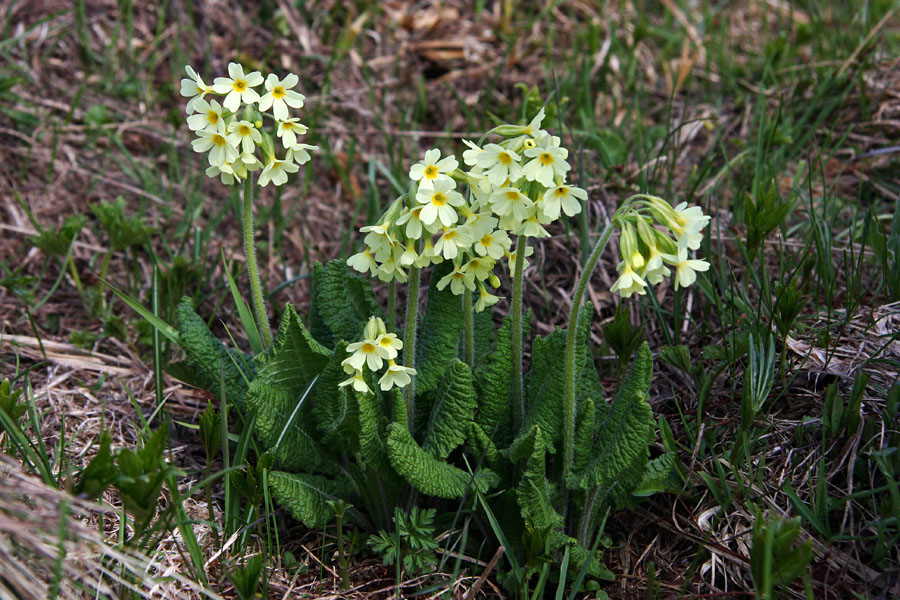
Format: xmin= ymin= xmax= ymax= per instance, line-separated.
xmin=180 ymin=62 xmax=317 ymax=187
xmin=348 ymin=108 xmax=588 ymax=311
xmin=338 ymin=317 xmax=416 ymax=394
xmin=610 ymin=196 xmax=711 ymax=297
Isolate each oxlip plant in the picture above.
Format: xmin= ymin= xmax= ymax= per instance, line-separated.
xmin=129 ymin=66 xmax=712 ymax=596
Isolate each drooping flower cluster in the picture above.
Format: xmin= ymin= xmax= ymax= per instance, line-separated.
xmin=180 ymin=63 xmax=317 ymax=187
xmin=348 ymin=108 xmax=587 ymax=311
xmin=339 ymin=317 xmax=416 ymax=394
xmin=609 ymin=196 xmax=711 ymax=297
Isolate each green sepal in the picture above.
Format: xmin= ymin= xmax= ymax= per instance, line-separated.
xmin=268 ymin=471 xmax=354 ymax=529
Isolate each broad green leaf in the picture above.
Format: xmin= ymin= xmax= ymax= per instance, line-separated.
xmin=268 ymin=471 xmax=353 ymax=529
xmin=175 ymin=298 xmax=254 ymax=411
xmin=415 ymin=262 xmax=463 ymax=394
xmin=422 ymin=359 xmax=476 ymax=459
xmin=246 ymin=304 xmax=335 ymax=473
xmin=309 ymin=260 xmax=380 ymax=347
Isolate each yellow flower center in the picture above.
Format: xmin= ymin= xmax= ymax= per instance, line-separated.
xmin=506 ymin=191 xmax=520 ymax=201
xmin=444 ymin=230 xmax=457 ymax=241
xmin=480 ymin=233 xmax=493 ymax=246
xmin=239 ymin=124 xmax=252 ymax=136
xmin=208 ymin=111 xmax=219 ymax=124
xmin=424 ymin=165 xmax=438 ymax=178
xmin=283 ymin=122 xmax=294 ymax=130
xmin=432 ymin=193 xmax=447 ymax=206
xmin=212 ymin=134 xmax=227 ymax=147
xmin=272 ymin=86 xmax=286 ymax=99
xmin=555 ymin=186 xmax=568 ymax=197
xmin=379 ymin=337 xmax=393 ymax=347
xmin=361 ymin=342 xmax=376 ymax=353
xmin=452 ymin=271 xmax=464 ymax=279
xmin=539 ymin=153 xmax=554 ymax=166
xmin=498 ymin=152 xmax=512 ymax=165
xmin=524 ymin=139 xmax=536 ymax=149
xmin=233 ymin=79 xmax=247 ymax=92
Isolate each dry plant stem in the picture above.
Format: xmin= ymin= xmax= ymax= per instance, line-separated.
xmin=463 ymin=288 xmax=474 ymax=367
xmin=242 ymin=175 xmax=273 ymax=347
xmin=563 ymin=222 xmax=615 ymax=485
xmin=511 ymin=235 xmax=528 ymax=432
xmin=403 ymin=262 xmax=421 ymax=430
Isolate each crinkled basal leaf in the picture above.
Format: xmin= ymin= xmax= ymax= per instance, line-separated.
xmin=632 ymin=452 xmax=679 ymax=497
xmin=569 ymin=342 xmax=654 ymax=510
xmin=175 ymin=298 xmax=255 ymax=411
xmin=415 ymin=262 xmax=463 ymax=394
xmin=575 ymin=302 xmax=606 ymax=409
xmin=246 ymin=304 xmax=335 ymax=473
xmin=516 ymin=425 xmax=563 ymax=531
xmin=473 ymin=311 xmax=531 ymax=445
xmin=268 ymin=471 xmax=353 ymax=529
xmin=386 ymin=423 xmax=493 ymax=498
xmin=572 ymin=397 xmax=595 ymax=474
xmin=309 ymin=260 xmax=380 ymax=348
xmin=312 ymin=341 xmax=360 ymax=454
xmin=422 ymin=359 xmax=476 ymax=459
xmin=466 ymin=422 xmax=502 ymax=472
xmin=523 ymin=328 xmax=567 ymax=450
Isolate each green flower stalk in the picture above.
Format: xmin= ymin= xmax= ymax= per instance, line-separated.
xmin=242 ymin=175 xmax=273 ymax=346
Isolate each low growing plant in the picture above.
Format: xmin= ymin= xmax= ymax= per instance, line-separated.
xmin=122 ymin=62 xmax=713 ymax=596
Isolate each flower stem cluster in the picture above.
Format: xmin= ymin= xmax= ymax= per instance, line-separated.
xmin=348 ymin=108 xmax=588 ymax=311
xmin=609 ymin=195 xmax=711 ymax=297
xmin=338 ymin=317 xmax=416 ymax=394
xmin=181 ymin=63 xmax=317 ymax=187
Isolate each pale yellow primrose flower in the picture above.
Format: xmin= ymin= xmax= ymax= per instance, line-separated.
xmin=663 ymin=246 xmax=710 ymax=289
xmin=522 ymin=134 xmax=569 ymax=186
xmin=347 ymin=248 xmax=378 ymax=275
xmin=375 ymin=333 xmax=403 ymax=360
xmin=258 ymin=73 xmax=305 ymax=121
xmin=192 ymin=130 xmax=239 ymax=168
xmin=180 ymin=65 xmax=215 ymax=113
xmin=396 ymin=206 xmax=427 ymax=239
xmin=409 ymin=149 xmax=458 ymax=190
xmin=437 ymin=265 xmax=476 ymax=295
xmin=474 ymin=283 xmax=501 ymax=312
xmin=276 ymin=118 xmax=309 ymax=149
xmin=477 ymin=143 xmax=522 ymax=186
xmin=213 ymin=62 xmax=264 ymax=112
xmin=227 ymin=120 xmax=263 ymax=154
xmin=186 ymin=98 xmax=225 ymax=132
xmin=433 ymin=227 xmax=474 ymax=261
xmin=462 ymin=256 xmax=494 ymax=281
xmin=379 ymin=361 xmax=416 ymax=391
xmin=339 ymin=370 xmax=371 ymax=395
xmin=474 ymin=229 xmax=512 ymax=260
xmin=610 ymin=262 xmax=648 ymax=298
xmin=416 ymin=179 xmax=465 ymax=228
xmin=258 ymin=154 xmax=299 ymax=187
xmin=344 ymin=338 xmax=389 ymax=371
xmin=540 ymin=184 xmax=586 ymax=220
xmin=490 ymin=187 xmax=533 ymax=221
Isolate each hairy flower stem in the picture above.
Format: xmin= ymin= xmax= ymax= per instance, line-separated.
xmin=463 ymin=289 xmax=474 ymax=368
xmin=562 ymin=222 xmax=615 ymax=484
xmin=402 ymin=263 xmax=421 ymax=431
xmin=511 ymin=235 xmax=528 ymax=432
xmin=242 ymin=175 xmax=273 ymax=347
